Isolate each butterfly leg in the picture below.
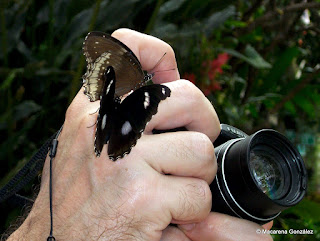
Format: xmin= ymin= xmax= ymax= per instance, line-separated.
xmin=89 ymin=108 xmax=100 ymax=115
xmin=87 ymin=122 xmax=97 ymax=128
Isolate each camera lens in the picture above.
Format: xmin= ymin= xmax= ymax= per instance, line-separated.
xmin=249 ymin=148 xmax=287 ymax=200
xmin=210 ymin=129 xmax=307 ymax=224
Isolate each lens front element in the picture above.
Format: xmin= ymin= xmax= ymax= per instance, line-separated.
xmin=249 ymin=149 xmax=288 ymax=200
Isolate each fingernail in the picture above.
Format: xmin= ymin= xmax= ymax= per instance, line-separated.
xmin=180 ymin=223 xmax=195 ymax=231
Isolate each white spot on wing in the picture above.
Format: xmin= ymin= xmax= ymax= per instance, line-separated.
xmin=162 ymin=87 xmax=166 ymax=95
xmin=106 ymin=80 xmax=113 ymax=94
xmin=121 ymin=121 xmax=132 ymax=135
xmin=101 ymin=114 xmax=107 ymax=130
xmin=144 ymin=92 xmax=150 ymax=109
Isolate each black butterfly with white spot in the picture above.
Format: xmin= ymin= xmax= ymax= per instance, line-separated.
xmin=83 ymin=31 xmax=152 ymax=102
xmin=95 ymin=66 xmax=171 ymax=161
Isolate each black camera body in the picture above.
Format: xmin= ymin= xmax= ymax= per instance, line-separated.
xmin=211 ymin=124 xmax=308 ymax=224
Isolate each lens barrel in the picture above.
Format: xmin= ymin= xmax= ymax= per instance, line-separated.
xmin=210 ymin=129 xmax=307 ymax=224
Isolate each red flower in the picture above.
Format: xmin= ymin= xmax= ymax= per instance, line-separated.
xmin=202 ymin=53 xmax=229 ymax=82
xmin=211 ymin=81 xmax=222 ymax=91
xmin=203 ymin=88 xmax=211 ymax=96
xmin=183 ymin=73 xmax=196 ymax=84
xmin=202 ymin=81 xmax=222 ymax=96
xmin=201 ymin=53 xmax=228 ymax=95
xmin=209 ymin=53 xmax=229 ymax=78
xmin=213 ymin=53 xmax=229 ymax=68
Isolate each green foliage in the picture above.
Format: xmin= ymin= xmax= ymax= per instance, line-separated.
xmin=1 ymin=0 xmax=320 ymax=239
xmin=220 ymin=45 xmax=272 ymax=69
xmin=273 ymin=199 xmax=320 ymax=241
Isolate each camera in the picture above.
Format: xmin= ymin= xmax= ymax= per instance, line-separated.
xmin=211 ymin=124 xmax=308 ymax=224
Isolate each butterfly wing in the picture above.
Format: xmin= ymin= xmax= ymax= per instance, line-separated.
xmin=107 ymin=84 xmax=171 ymax=160
xmin=83 ymin=31 xmax=148 ymax=101
xmin=94 ymin=66 xmax=117 ymax=156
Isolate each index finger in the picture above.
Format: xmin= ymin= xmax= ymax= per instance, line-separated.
xmin=111 ymin=28 xmax=180 ymax=83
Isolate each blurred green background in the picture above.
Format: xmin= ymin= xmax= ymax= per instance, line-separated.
xmin=1 ymin=0 xmax=320 ymax=240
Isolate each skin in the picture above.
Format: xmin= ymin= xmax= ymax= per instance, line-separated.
xmin=7 ymin=28 xmax=273 ymax=241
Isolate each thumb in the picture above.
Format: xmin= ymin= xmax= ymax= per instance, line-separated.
xmin=160 ymin=226 xmax=192 ymax=241
xmin=179 ymin=212 xmax=273 ymax=241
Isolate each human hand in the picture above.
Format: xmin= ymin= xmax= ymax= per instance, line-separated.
xmin=8 ymin=28 xmax=218 ymax=240
xmin=8 ymin=28 xmax=273 ymax=241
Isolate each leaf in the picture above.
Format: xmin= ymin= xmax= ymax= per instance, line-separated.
xmin=243 ymin=45 xmax=272 ymax=69
xmin=282 ymin=199 xmax=320 ymax=222
xmin=159 ymin=0 xmax=187 ymax=16
xmin=0 ymin=69 xmax=23 ymax=91
xmin=261 ymin=47 xmax=300 ymax=93
xmin=62 ymin=9 xmax=92 ymax=51
xmin=225 ymin=19 xmax=247 ymax=28
xmin=204 ymin=5 xmax=236 ymax=35
xmin=293 ymin=92 xmax=316 ymax=119
xmin=35 ymin=4 xmax=49 ymax=26
xmin=13 ymin=101 xmax=42 ymax=122
xmin=151 ymin=23 xmax=179 ymax=38
xmin=247 ymin=103 xmax=258 ymax=118
xmin=284 ymin=101 xmax=297 ymax=115
xmin=16 ymin=41 xmax=33 ymax=61
xmin=0 ymin=115 xmax=37 ymax=160
xmin=247 ymin=93 xmax=281 ymax=103
xmin=96 ymin=0 xmax=140 ymax=30
xmin=2 ymin=4 xmax=27 ymax=58
xmin=219 ymin=45 xmax=271 ymax=69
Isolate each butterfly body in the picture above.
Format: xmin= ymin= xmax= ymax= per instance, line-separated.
xmin=83 ymin=31 xmax=152 ymax=101
xmin=95 ymin=66 xmax=171 ymax=161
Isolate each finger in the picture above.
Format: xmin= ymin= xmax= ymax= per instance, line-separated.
xmin=262 ymin=221 xmax=273 ymax=230
xmin=161 ymin=176 xmax=212 ymax=223
xmin=160 ymin=226 xmax=192 ymax=241
xmin=145 ymin=79 xmax=220 ymax=142
xmin=57 ymin=89 xmax=102 ymax=164
xmin=111 ymin=28 xmax=180 ymax=83
xmin=65 ymin=88 xmax=100 ymax=126
xmin=136 ymin=131 xmax=216 ymax=184
xmin=179 ymin=212 xmax=273 ymax=241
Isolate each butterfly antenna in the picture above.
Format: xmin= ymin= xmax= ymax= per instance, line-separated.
xmin=149 ymin=52 xmax=177 ymax=75
xmin=140 ymin=52 xmax=176 ymax=87
xmin=153 ymin=68 xmax=176 ymax=74
xmin=150 ymin=52 xmax=167 ymax=72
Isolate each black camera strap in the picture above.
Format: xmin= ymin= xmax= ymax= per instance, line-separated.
xmin=0 ymin=125 xmax=63 ymax=240
xmin=0 ymin=133 xmax=55 ymax=205
xmin=46 ymin=125 xmax=62 ymax=241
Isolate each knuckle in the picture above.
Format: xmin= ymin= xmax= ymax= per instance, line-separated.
xmin=175 ymin=79 xmax=204 ymax=106
xmin=174 ymin=180 xmax=212 ymax=220
xmin=188 ymin=132 xmax=216 ymax=183
xmin=185 ymin=180 xmax=211 ymax=211
xmin=191 ymin=132 xmax=215 ymax=161
xmin=65 ymin=97 xmax=88 ymax=124
xmin=65 ymin=104 xmax=75 ymax=121
xmin=212 ymin=123 xmax=221 ymax=141
xmin=163 ymin=42 xmax=175 ymax=60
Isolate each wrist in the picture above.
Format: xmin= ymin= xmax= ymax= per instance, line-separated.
xmin=7 ymin=206 xmax=49 ymax=241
